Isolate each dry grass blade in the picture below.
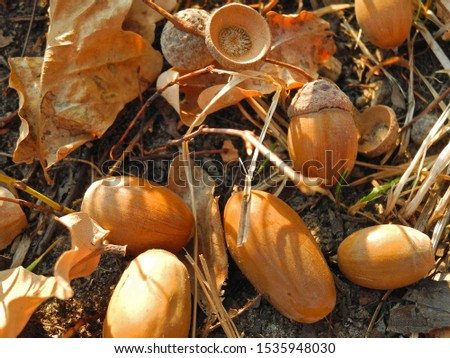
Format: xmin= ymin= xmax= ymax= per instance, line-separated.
xmin=185 ymin=253 xmax=240 ymax=338
xmin=340 ymin=17 xmax=405 ymax=96
xmin=385 ymin=103 xmax=450 ymax=217
xmin=415 ymin=22 xmax=450 ymax=73
xmin=402 ymin=141 xmax=450 ymax=218
xmin=238 ymin=88 xmax=282 ymax=245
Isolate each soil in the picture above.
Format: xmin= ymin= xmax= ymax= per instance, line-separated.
xmin=1 ymin=0 xmax=449 ymax=338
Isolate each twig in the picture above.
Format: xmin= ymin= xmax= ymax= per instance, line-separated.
xmin=199 ymin=127 xmax=331 ymax=197
xmin=208 ymin=293 xmax=262 ymax=333
xmin=21 ymin=0 xmax=39 ymax=57
xmin=0 ymin=173 xmax=73 ymax=214
xmin=261 ymin=0 xmax=279 ymax=15
xmin=108 ymin=65 xmax=215 ymax=170
xmin=264 ymin=57 xmax=315 ymax=82
xmin=400 ymin=86 xmax=450 ymax=132
xmin=0 ymin=110 xmax=18 ymax=128
xmin=143 ymin=125 xmax=208 ymax=156
xmin=365 ymin=289 xmax=393 ymax=338
xmin=0 ymin=196 xmax=57 ymax=215
xmin=9 ymin=15 xmax=47 ymax=22
xmin=142 ymin=0 xmax=204 ymax=37
xmin=61 ymin=314 xmax=101 ymax=338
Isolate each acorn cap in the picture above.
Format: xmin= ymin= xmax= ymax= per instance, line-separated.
xmin=287 ymin=79 xmax=354 ymax=118
xmin=354 ymin=104 xmax=399 ymax=157
xmin=205 ymin=3 xmax=271 ymax=70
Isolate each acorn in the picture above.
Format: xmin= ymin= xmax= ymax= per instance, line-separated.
xmin=355 ymin=0 xmax=413 ymax=49
xmin=205 ymin=3 xmax=271 ymax=70
xmin=337 ymin=224 xmax=435 ymax=290
xmin=160 ymin=8 xmax=214 ymax=71
xmin=103 ymin=249 xmax=191 ymax=338
xmin=223 ymin=190 xmax=336 ymax=323
xmin=81 ymin=176 xmax=194 ymax=257
xmin=287 ymin=79 xmax=358 ymax=186
xmin=354 ymin=104 xmax=399 ymax=157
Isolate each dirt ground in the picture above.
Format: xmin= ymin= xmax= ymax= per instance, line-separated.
xmin=0 ymin=0 xmax=449 ymax=338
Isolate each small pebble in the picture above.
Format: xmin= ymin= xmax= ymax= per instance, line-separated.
xmin=411 ymin=114 xmax=438 ymax=145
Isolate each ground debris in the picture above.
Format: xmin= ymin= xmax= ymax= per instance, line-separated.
xmin=388 ymin=279 xmax=450 ymax=335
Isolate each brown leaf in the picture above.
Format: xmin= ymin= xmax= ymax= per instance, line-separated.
xmin=167 ymin=155 xmax=228 ymax=314
xmin=0 ymin=186 xmax=28 ymax=250
xmin=197 ymin=75 xmax=275 ymax=117
xmin=54 ymin=212 xmax=110 ymax=295
xmin=388 ymin=279 xmax=450 ymax=334
xmin=157 ymin=69 xmax=229 ymax=126
xmin=0 ymin=266 xmax=71 ymax=338
xmin=260 ymin=11 xmax=336 ymax=88
xmin=8 ymin=57 xmax=42 ymax=165
xmin=123 ymin=0 xmax=178 ymax=44
xmin=0 ymin=29 xmax=13 ymax=48
xmin=220 ymin=139 xmax=239 ymax=163
xmin=157 ymin=69 xmax=276 ymax=126
xmin=9 ymin=0 xmax=165 ymax=171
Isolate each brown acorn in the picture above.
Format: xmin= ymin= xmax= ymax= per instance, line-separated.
xmin=103 ymin=249 xmax=191 ymax=337
xmin=355 ymin=0 xmax=413 ymax=49
xmin=337 ymin=224 xmax=435 ymax=290
xmin=287 ymin=79 xmax=358 ymax=186
xmin=224 ymin=190 xmax=336 ymax=323
xmin=81 ymin=176 xmax=194 ymax=257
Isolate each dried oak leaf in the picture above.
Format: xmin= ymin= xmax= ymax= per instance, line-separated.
xmin=168 ymin=155 xmax=228 ymax=314
xmin=0 ymin=266 xmax=71 ymax=338
xmin=54 ymin=212 xmax=111 ymax=296
xmin=220 ymin=139 xmax=239 ymax=163
xmin=124 ymin=0 xmax=178 ymax=44
xmin=0 ymin=213 xmax=113 ymax=337
xmin=259 ymin=10 xmax=336 ymax=89
xmin=157 ymin=69 xmax=276 ymax=126
xmin=9 ymin=0 xmax=170 ymax=171
xmin=0 ymin=186 xmax=28 ymax=250
xmin=157 ymin=69 xmax=228 ymax=126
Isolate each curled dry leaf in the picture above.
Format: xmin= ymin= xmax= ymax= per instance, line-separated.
xmin=220 ymin=139 xmax=239 ymax=163
xmin=0 ymin=266 xmax=71 ymax=338
xmin=123 ymin=0 xmax=178 ymax=44
xmin=54 ymin=212 xmax=111 ymax=296
xmin=9 ymin=0 xmax=169 ymax=172
xmin=157 ymin=69 xmax=276 ymax=126
xmin=0 ymin=29 xmax=13 ymax=48
xmin=0 ymin=186 xmax=28 ymax=250
xmin=157 ymin=69 xmax=227 ymax=125
xmin=167 ymin=155 xmax=228 ymax=314
xmin=259 ymin=11 xmax=337 ymax=89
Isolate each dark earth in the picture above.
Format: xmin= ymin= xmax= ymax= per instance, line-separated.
xmin=0 ymin=0 xmax=449 ymax=338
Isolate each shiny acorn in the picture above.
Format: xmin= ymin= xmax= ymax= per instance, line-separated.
xmin=224 ymin=190 xmax=336 ymax=323
xmin=103 ymin=249 xmax=191 ymax=337
xmin=337 ymin=224 xmax=435 ymax=290
xmin=355 ymin=0 xmax=413 ymax=49
xmin=81 ymin=176 xmax=194 ymax=257
xmin=287 ymin=79 xmax=358 ymax=186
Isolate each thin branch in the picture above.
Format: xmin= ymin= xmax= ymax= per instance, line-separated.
xmin=142 ymin=0 xmax=204 ymax=38
xmin=21 ymin=0 xmax=39 ymax=57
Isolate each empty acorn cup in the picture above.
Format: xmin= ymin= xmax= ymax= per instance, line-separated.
xmin=205 ymin=3 xmax=271 ymax=70
xmin=354 ymin=104 xmax=399 ymax=158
